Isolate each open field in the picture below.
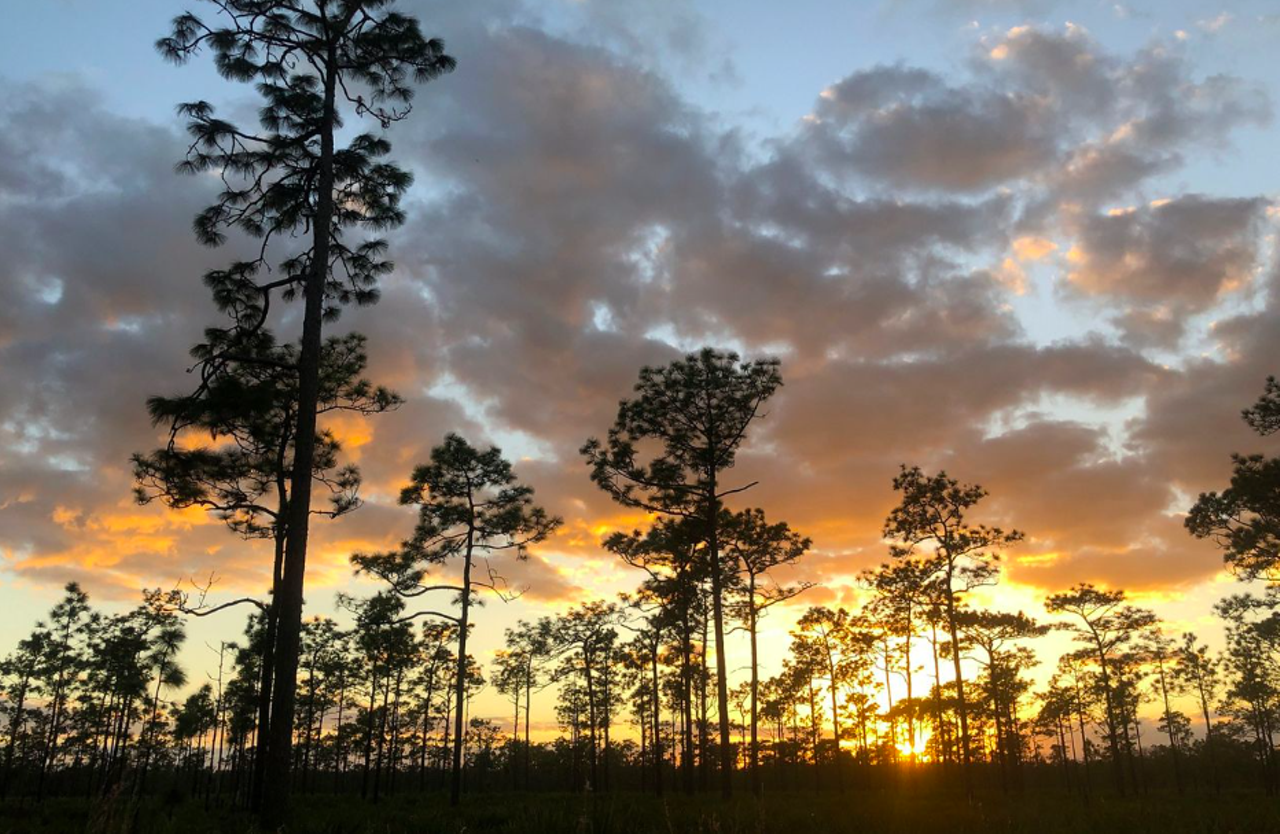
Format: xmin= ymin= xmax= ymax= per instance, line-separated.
xmin=2 ymin=791 xmax=1276 ymax=834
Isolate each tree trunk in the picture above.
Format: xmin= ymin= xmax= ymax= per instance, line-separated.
xmin=707 ymin=485 xmax=733 ymax=799
xmin=903 ymin=622 xmax=915 ymax=763
xmin=524 ymin=671 xmax=532 ymax=790
xmin=749 ymin=590 xmax=761 ymax=796
xmin=680 ymin=612 xmax=695 ymax=795
xmin=584 ymin=648 xmax=599 ymax=790
xmin=251 ymin=533 xmax=283 ymax=812
xmin=1092 ymin=641 xmax=1126 ymax=796
xmin=261 ymin=45 xmax=337 ymax=829
xmin=930 ymin=621 xmax=948 ymax=765
xmin=943 ymin=576 xmax=973 ymax=796
xmin=1156 ymin=659 xmax=1183 ymax=794
xmin=829 ymin=645 xmax=843 ymax=790
xmin=362 ymin=669 xmax=378 ymax=799
xmin=450 ymin=531 xmax=474 ymax=806
xmin=1197 ymin=680 xmax=1219 ymax=793
xmin=651 ymin=644 xmax=663 ymax=796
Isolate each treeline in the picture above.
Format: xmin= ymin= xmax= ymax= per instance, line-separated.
xmin=4 ymin=546 xmax=1280 ymax=803
xmin=5 ymin=364 xmax=1280 ymax=807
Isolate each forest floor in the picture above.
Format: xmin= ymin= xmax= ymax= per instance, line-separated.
xmin=1 ymin=789 xmax=1274 ymax=834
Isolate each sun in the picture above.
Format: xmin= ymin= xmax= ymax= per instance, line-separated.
xmin=896 ymin=737 xmax=931 ymax=761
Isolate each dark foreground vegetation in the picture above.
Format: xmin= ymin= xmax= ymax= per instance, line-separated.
xmin=3 ymin=788 xmax=1279 ymax=834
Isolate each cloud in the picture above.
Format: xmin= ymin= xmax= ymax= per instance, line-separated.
xmin=1061 ymin=195 xmax=1270 ymax=346
xmin=0 ymin=10 xmax=1275 ymax=618
xmin=884 ymin=0 xmax=1065 ymax=19
xmin=806 ymin=66 xmax=1058 ymax=192
xmin=796 ymin=25 xmax=1269 ymax=204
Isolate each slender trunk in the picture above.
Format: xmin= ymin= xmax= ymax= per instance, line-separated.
xmin=584 ymin=649 xmax=598 ymax=790
xmin=362 ymin=669 xmax=378 ymax=799
xmin=390 ymin=670 xmax=404 ymax=796
xmin=881 ymin=638 xmax=894 ymax=763
xmin=37 ymin=636 xmax=73 ymax=801
xmin=136 ymin=645 xmax=174 ymax=796
xmin=1128 ymin=706 xmax=1144 ymax=794
xmin=698 ymin=621 xmax=709 ymax=792
xmin=828 ymin=644 xmax=843 ymax=789
xmin=301 ymin=653 xmax=317 ymax=792
xmin=209 ymin=666 xmax=225 ymax=806
xmin=680 ymin=612 xmax=695 ymax=795
xmin=943 ymin=577 xmax=972 ymax=795
xmin=1155 ymin=658 xmax=1183 ymax=794
xmin=651 ymin=643 xmax=663 ymax=796
xmin=990 ymin=674 xmax=1007 ymax=793
xmin=1072 ymin=674 xmax=1092 ymax=803
xmin=251 ymin=532 xmax=283 ymax=812
xmin=903 ymin=620 xmax=915 ymax=763
xmin=1056 ymin=716 xmax=1071 ymax=793
xmin=418 ymin=691 xmax=429 ymax=793
xmin=334 ymin=671 xmax=346 ymax=793
xmin=450 ymin=530 xmax=474 ymax=806
xmin=601 ymin=649 xmax=612 ymax=791
xmin=511 ymin=690 xmax=519 ymax=791
xmin=440 ymin=693 xmax=452 ymax=789
xmin=1197 ymin=679 xmax=1219 ymax=792
xmin=261 ymin=41 xmax=337 ymax=828
xmin=373 ymin=672 xmax=392 ymax=801
xmin=930 ymin=620 xmax=947 ymax=765
xmin=707 ymin=479 xmax=733 ymax=799
xmin=749 ymin=590 xmax=762 ymax=796
xmin=1 ymin=673 xmax=29 ymax=797
xmin=1093 ymin=643 xmax=1125 ymax=796
xmin=807 ymin=677 xmax=820 ymax=790
xmin=524 ymin=671 xmax=532 ymax=790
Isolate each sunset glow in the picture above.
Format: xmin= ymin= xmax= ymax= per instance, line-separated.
xmin=4 ymin=1 xmax=1280 ymax=829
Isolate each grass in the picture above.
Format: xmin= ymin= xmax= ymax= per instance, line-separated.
xmin=1 ymin=790 xmax=1274 ymax=834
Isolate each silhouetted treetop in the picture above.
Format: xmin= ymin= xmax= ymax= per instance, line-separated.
xmin=582 ymin=348 xmax=782 ymax=517
xmin=1188 ymin=377 xmax=1280 ymax=582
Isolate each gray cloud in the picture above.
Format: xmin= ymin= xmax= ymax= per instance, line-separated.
xmin=1 ymin=11 xmax=1275 ymax=608
xmin=1062 ymin=195 xmax=1269 ymax=347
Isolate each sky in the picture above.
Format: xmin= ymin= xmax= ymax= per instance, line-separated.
xmin=3 ymin=0 xmax=1280 ymax=735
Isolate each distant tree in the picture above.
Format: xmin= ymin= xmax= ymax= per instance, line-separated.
xmin=33 ymin=584 xmax=93 ymax=800
xmin=1035 ymin=678 xmax=1081 ymax=793
xmin=353 ymin=434 xmax=560 ymax=805
xmin=722 ymin=508 xmax=810 ymax=795
xmin=1046 ymin=584 xmax=1156 ymax=795
xmin=156 ymin=2 xmax=454 ymax=822
xmin=883 ymin=467 xmax=1023 ymax=789
xmin=548 ymin=602 xmax=624 ymax=791
xmin=134 ymin=590 xmax=189 ymax=795
xmin=173 ymin=684 xmax=217 ymax=789
xmin=584 ymin=347 xmax=782 ymax=798
xmin=409 ymin=621 xmax=455 ymax=789
xmin=794 ymin=607 xmax=851 ymax=784
xmin=1139 ymin=633 xmax=1187 ymax=793
xmin=0 ymin=633 xmax=43 ymax=797
xmin=494 ymin=620 xmax=552 ymax=790
xmin=1212 ymin=592 xmax=1280 ymax=791
xmin=295 ymin=616 xmax=346 ymax=790
xmin=864 ymin=558 xmax=938 ymax=764
xmin=605 ymin=517 xmax=710 ymax=794
xmin=1188 ymin=377 xmax=1280 ymax=581
xmin=1173 ymin=632 xmax=1222 ymax=790
xmin=956 ymin=610 xmax=1049 ymax=789
xmin=617 ymin=618 xmax=667 ymax=795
